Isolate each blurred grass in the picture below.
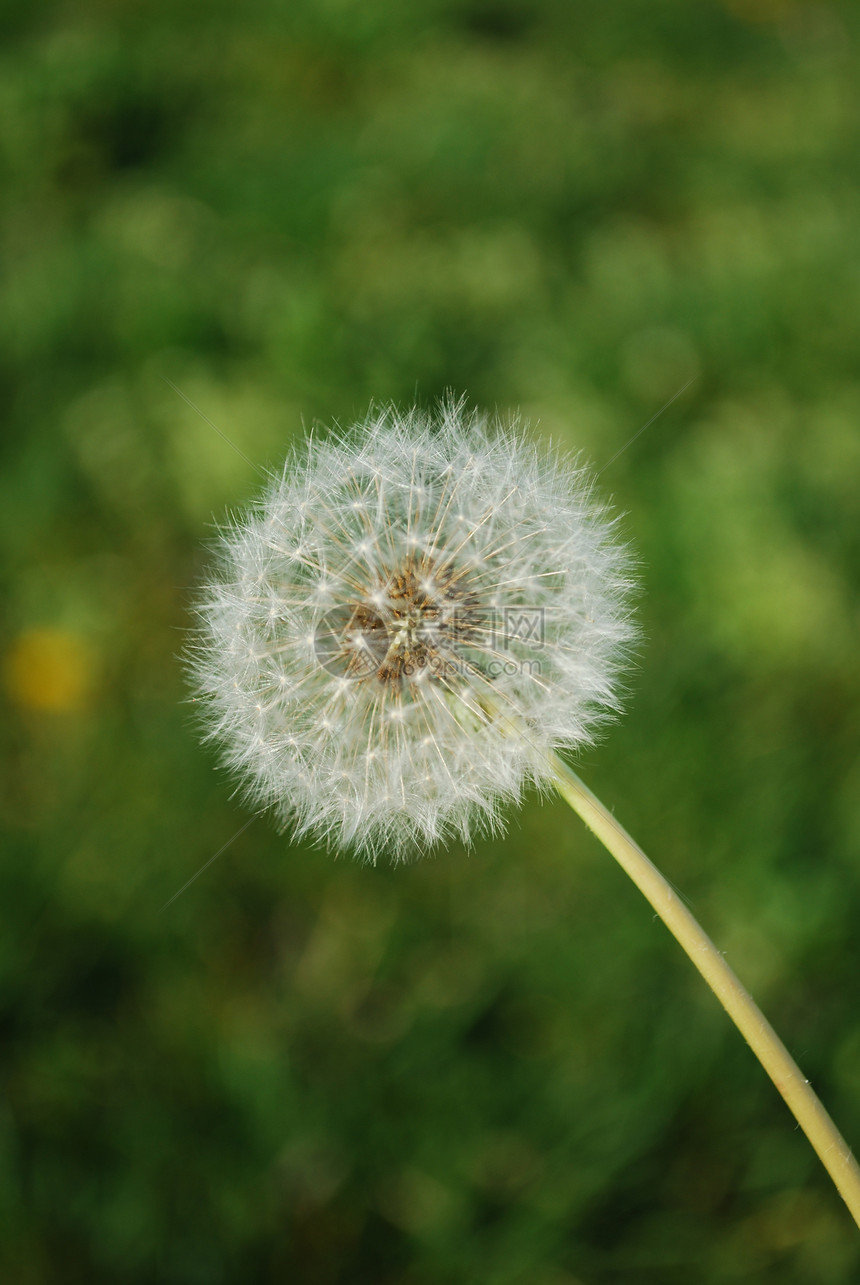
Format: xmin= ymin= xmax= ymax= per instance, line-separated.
xmin=2 ymin=0 xmax=860 ymax=1281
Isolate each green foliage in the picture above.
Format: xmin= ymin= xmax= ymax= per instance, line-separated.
xmin=1 ymin=1 xmax=859 ymax=1280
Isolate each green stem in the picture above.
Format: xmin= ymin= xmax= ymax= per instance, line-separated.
xmin=550 ymin=752 xmax=860 ymax=1229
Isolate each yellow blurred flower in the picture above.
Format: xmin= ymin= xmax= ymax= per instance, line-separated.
xmin=4 ymin=627 xmax=94 ymax=713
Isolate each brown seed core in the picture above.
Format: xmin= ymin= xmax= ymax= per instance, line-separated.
xmin=349 ymin=555 xmax=482 ymax=687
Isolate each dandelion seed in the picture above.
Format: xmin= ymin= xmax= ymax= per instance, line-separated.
xmin=188 ymin=401 xmax=636 ymax=860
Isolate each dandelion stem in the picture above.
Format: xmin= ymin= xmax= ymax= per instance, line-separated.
xmin=550 ymin=752 xmax=860 ymax=1229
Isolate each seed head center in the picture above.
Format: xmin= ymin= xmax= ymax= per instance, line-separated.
xmin=361 ymin=556 xmax=478 ymax=686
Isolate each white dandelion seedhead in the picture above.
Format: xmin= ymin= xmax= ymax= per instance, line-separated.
xmin=188 ymin=402 xmax=636 ymax=860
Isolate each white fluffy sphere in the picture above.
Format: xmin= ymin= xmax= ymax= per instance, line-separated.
xmin=189 ymin=402 xmax=636 ymax=860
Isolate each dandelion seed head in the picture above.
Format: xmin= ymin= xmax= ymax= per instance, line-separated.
xmin=188 ymin=401 xmax=637 ymax=860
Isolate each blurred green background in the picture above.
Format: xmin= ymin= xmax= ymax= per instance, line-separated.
xmin=2 ymin=0 xmax=860 ymax=1281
